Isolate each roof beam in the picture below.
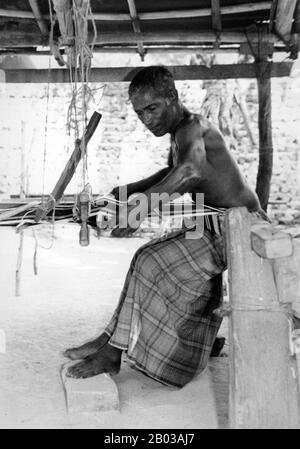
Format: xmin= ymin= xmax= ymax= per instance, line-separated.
xmin=85 ymin=31 xmax=278 ymax=45
xmin=126 ymin=0 xmax=145 ymax=60
xmin=211 ymin=0 xmax=222 ymax=34
xmin=28 ymin=0 xmax=49 ymax=38
xmin=138 ymin=2 xmax=272 ymax=21
xmin=0 ymin=30 xmax=279 ymax=48
xmin=1 ymin=62 xmax=292 ymax=83
xmin=0 ymin=2 xmax=272 ymax=21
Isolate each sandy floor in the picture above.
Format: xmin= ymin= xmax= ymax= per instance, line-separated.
xmin=0 ymin=223 xmax=228 ymax=429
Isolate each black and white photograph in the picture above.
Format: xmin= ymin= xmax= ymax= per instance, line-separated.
xmin=0 ymin=0 xmax=300 ymax=433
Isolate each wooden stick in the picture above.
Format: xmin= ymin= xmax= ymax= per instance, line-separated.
xmin=0 ymin=29 xmax=280 ymax=48
xmin=226 ymin=207 xmax=300 ymax=429
xmin=34 ymin=111 xmax=101 ymax=222
xmin=127 ymin=0 xmax=145 ymax=61
xmin=15 ymin=230 xmax=24 ymax=296
xmin=0 ymin=201 xmax=40 ymax=222
xmin=28 ymin=0 xmax=49 ymax=37
xmin=211 ymin=0 xmax=222 ymax=34
xmin=2 ymin=62 xmax=293 ymax=84
xmin=255 ymin=58 xmax=273 ymax=212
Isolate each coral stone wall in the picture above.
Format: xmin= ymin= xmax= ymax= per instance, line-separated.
xmin=0 ymin=68 xmax=299 ymax=224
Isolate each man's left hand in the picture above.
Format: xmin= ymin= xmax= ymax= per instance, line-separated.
xmin=110 ymin=225 xmax=138 ymax=238
xmin=109 ymin=203 xmax=140 ymax=237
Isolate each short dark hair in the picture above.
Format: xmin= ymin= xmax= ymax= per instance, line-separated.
xmin=128 ymin=65 xmax=177 ymax=100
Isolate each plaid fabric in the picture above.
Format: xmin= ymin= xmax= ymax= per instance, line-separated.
xmin=104 ymin=223 xmax=227 ymax=388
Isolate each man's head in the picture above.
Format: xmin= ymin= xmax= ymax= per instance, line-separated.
xmin=129 ymin=66 xmax=180 ymax=136
xmin=129 ymin=66 xmax=177 ymax=100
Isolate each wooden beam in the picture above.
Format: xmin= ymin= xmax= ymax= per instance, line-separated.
xmin=1 ymin=44 xmax=290 ymax=59
xmin=269 ymin=0 xmax=278 ymax=31
xmin=0 ymin=2 xmax=273 ymax=21
xmin=28 ymin=0 xmax=49 ymax=38
xmin=211 ymin=0 xmax=222 ymax=34
xmin=83 ymin=31 xmax=277 ymax=45
xmin=1 ymin=62 xmax=292 ymax=83
xmin=0 ymin=29 xmax=44 ymax=47
xmin=275 ymin=0 xmax=298 ymax=42
xmin=0 ymin=9 xmax=34 ymax=19
xmin=0 ymin=46 xmax=243 ymax=63
xmin=126 ymin=0 xmax=145 ymax=61
xmin=0 ymin=29 xmax=280 ymax=48
xmin=225 ymin=207 xmax=300 ymax=429
xmin=138 ymin=2 xmax=272 ymax=21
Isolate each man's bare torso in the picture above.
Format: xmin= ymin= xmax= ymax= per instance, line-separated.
xmin=171 ymin=113 xmax=260 ymax=212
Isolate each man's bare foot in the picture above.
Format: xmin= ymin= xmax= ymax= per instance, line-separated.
xmin=66 ymin=344 xmax=122 ymax=379
xmin=63 ymin=333 xmax=109 ymax=360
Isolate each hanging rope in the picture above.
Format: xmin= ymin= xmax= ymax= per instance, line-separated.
xmin=67 ymin=0 xmax=98 ymax=189
xmin=41 ymin=54 xmax=52 ymax=203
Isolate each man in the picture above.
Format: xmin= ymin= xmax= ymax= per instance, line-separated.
xmin=63 ymin=66 xmax=263 ymax=388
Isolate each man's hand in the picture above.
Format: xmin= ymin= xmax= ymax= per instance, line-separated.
xmin=110 ymin=186 xmax=120 ymax=201
xmin=110 ymin=225 xmax=138 ymax=238
xmin=109 ymin=203 xmax=140 ymax=238
xmin=110 ymin=185 xmax=131 ymax=202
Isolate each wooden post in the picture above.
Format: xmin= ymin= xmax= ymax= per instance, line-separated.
xmin=225 ymin=207 xmax=300 ymax=429
xmin=34 ymin=111 xmax=101 ymax=222
xmin=211 ymin=0 xmax=222 ymax=34
xmin=255 ymin=58 xmax=273 ymax=212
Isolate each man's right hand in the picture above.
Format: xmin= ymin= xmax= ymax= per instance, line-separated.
xmin=110 ymin=185 xmax=132 ymax=201
xmin=110 ymin=186 xmax=120 ymax=200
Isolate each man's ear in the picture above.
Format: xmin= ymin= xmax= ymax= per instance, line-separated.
xmin=166 ymin=90 xmax=178 ymax=104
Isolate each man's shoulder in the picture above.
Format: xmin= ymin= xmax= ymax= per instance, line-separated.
xmin=176 ymin=113 xmax=211 ymax=133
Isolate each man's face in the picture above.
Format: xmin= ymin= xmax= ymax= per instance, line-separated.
xmin=130 ymin=87 xmax=175 ymax=137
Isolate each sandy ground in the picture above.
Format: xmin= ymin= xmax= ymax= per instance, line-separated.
xmin=0 ymin=223 xmax=228 ymax=429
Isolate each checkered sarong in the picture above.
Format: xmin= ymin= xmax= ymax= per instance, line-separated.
xmin=104 ymin=223 xmax=227 ymax=387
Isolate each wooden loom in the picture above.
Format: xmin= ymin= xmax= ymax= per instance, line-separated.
xmin=0 ymin=110 xmax=102 ymax=244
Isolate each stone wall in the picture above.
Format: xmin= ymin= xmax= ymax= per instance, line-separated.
xmin=0 ymin=66 xmax=299 ymax=224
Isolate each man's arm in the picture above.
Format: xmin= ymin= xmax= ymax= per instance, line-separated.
xmin=111 ymin=166 xmax=171 ymax=200
xmin=111 ymin=122 xmax=205 ymax=236
xmin=128 ymin=122 xmax=206 ymax=221
xmin=110 ymin=147 xmax=173 ymax=200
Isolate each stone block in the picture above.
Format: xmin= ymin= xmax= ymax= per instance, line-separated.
xmin=251 ymin=224 xmax=293 ymax=259
xmin=61 ymin=362 xmax=120 ymax=414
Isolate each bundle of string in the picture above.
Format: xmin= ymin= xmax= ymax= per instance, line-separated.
xmin=66 ymin=0 xmax=98 ymax=192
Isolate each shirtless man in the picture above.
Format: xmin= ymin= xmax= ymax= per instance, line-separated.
xmin=63 ymin=66 xmax=263 ymax=386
